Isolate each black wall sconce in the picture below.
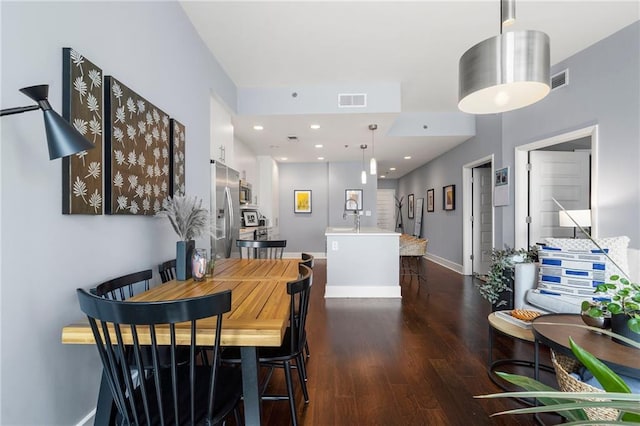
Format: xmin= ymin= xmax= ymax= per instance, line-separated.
xmin=0 ymin=84 xmax=95 ymax=160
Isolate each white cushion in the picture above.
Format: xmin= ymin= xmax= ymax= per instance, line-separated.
xmin=544 ymin=236 xmax=630 ymax=277
xmin=526 ymin=289 xmax=583 ymax=314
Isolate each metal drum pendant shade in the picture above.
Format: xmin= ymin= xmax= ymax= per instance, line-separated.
xmin=458 ymin=30 xmax=550 ymax=114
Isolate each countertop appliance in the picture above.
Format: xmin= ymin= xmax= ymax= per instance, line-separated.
xmin=211 ymin=160 xmax=240 ymax=259
xmin=239 ymin=179 xmax=252 ymax=205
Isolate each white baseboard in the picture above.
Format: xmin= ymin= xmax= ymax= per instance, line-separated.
xmin=324 ymin=285 xmax=402 ymax=298
xmin=424 ymin=253 xmax=463 ymax=274
xmin=76 ymin=409 xmax=95 ymax=426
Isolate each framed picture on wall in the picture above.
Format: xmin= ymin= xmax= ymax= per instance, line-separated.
xmin=427 ymin=188 xmax=435 ymax=212
xmin=443 ymin=185 xmax=455 ymax=211
xmin=242 ymin=210 xmax=259 ymax=226
xmin=345 ymin=189 xmax=363 ymax=211
xmin=408 ymin=193 xmax=415 ymax=218
xmin=294 ymin=190 xmax=312 ymax=213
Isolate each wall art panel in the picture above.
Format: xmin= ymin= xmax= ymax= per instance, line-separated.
xmin=170 ymin=119 xmax=185 ymax=196
xmin=104 ymin=76 xmax=170 ymax=215
xmin=62 ymin=48 xmax=103 ymax=214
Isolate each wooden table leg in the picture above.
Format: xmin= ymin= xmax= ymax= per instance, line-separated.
xmin=241 ymin=346 xmax=263 ymax=426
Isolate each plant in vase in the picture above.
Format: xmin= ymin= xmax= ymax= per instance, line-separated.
xmin=476 ymin=246 xmax=537 ymax=310
xmin=156 ymin=195 xmax=210 ymax=281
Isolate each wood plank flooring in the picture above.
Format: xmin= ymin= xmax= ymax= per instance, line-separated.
xmin=244 ymin=258 xmax=560 ymax=425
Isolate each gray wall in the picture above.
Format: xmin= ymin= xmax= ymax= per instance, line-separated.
xmin=1 ymin=2 xmax=236 ymax=424
xmin=397 ymin=21 xmax=640 ymax=269
xmin=397 ymin=115 xmax=502 ymax=264
xmin=377 ymin=178 xmax=398 ymax=190
xmin=278 ymin=161 xmax=378 ymax=252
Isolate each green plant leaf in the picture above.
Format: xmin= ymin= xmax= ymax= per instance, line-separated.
xmin=628 ymin=317 xmax=640 ymax=334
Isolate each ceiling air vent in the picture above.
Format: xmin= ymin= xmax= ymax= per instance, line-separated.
xmin=551 ymin=69 xmax=569 ymax=91
xmin=287 ymin=135 xmax=298 ymax=142
xmin=338 ymin=93 xmax=367 ymax=108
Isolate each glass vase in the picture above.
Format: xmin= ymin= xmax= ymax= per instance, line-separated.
xmin=191 ymin=248 xmax=208 ymax=282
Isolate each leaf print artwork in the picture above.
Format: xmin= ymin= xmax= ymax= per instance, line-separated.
xmin=76 ymin=150 xmax=88 ymax=166
xmin=161 ymin=129 xmax=168 ymax=142
xmin=137 ymin=153 xmax=146 ymax=169
xmin=145 ymin=134 xmax=153 ymax=147
xmin=73 ymin=176 xmax=88 ymax=202
xmin=73 ymin=118 xmax=88 ymax=135
xmin=152 ymin=109 xmax=160 ymax=124
xmin=137 ymin=100 xmax=145 ymax=114
xmin=113 ymin=171 xmax=124 ymax=192
xmin=152 ymin=127 xmax=160 ymax=141
xmin=162 ymin=115 xmax=169 ymax=128
xmin=153 ymin=199 xmax=161 ymax=213
xmin=161 ymin=181 xmax=167 ymax=193
xmin=86 ymin=94 xmax=99 ymax=113
xmin=154 ymin=164 xmax=161 ymax=177
xmin=145 ymin=182 xmax=152 ymax=195
xmin=112 ymin=81 xmax=123 ymax=106
xmin=113 ymin=127 xmax=124 ymax=145
xmin=142 ymin=198 xmax=151 ymax=212
xmin=88 ymin=69 xmax=101 ymax=90
xmin=115 ymin=106 xmax=126 ymax=124
xmin=74 ymin=77 xmax=87 ymax=104
xmin=126 ymin=97 xmax=136 ymax=118
xmin=146 ymin=112 xmax=153 ymax=126
xmin=85 ymin=162 xmax=101 ymax=179
xmin=89 ymin=189 xmax=102 ymax=213
xmin=128 ymin=174 xmax=138 ymax=190
xmin=70 ymin=49 xmax=84 ymax=76
xmin=146 ymin=165 xmax=154 ymax=178
xmin=153 ymin=184 xmax=160 ymax=197
xmin=162 ymin=164 xmax=169 ymax=176
xmin=127 ymin=151 xmax=137 ymax=168
xmin=126 ymin=125 xmax=137 ymax=142
xmin=114 ymin=150 xmax=126 ymax=165
xmin=153 ymin=148 xmax=161 ymax=160
xmin=129 ymin=200 xmax=139 ymax=214
xmin=116 ymin=195 xmax=128 ymax=212
xmin=135 ymin=185 xmax=144 ymax=199
xmin=138 ymin=121 xmax=146 ymax=135
xmin=89 ymin=118 xmax=101 ymax=142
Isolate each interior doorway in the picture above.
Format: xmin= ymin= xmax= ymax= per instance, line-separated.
xmin=462 ymin=154 xmax=494 ymax=276
xmin=515 ymin=125 xmax=598 ymax=250
xmin=376 ymin=189 xmax=396 ymax=231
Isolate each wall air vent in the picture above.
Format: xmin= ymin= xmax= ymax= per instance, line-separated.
xmin=338 ymin=93 xmax=367 ymax=108
xmin=287 ymin=135 xmax=298 ymax=142
xmin=551 ymin=69 xmax=569 ymax=91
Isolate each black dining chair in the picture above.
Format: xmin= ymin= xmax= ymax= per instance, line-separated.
xmin=158 ymin=259 xmax=176 ymax=283
xmin=222 ymin=264 xmax=312 ymax=426
xmin=299 ymin=253 xmax=314 ymax=361
xmin=236 ymin=239 xmax=287 ymax=259
xmin=93 ymin=269 xmax=152 ymax=300
xmin=76 ymin=288 xmax=243 ymax=426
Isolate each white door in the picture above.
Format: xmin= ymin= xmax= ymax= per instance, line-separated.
xmin=472 ymin=167 xmax=493 ymax=275
xmin=529 ymin=151 xmax=590 ymax=245
xmin=376 ymin=189 xmax=396 ymax=231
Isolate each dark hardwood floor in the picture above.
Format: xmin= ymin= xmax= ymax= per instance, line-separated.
xmin=247 ymin=259 xmax=561 ymax=425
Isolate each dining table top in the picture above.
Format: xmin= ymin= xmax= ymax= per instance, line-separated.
xmin=61 ymin=258 xmax=302 ymax=348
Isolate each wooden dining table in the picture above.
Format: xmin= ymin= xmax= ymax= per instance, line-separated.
xmin=61 ymin=258 xmax=302 ymax=426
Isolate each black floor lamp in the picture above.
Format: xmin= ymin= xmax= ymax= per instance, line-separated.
xmin=1 ymin=84 xmax=95 ymax=159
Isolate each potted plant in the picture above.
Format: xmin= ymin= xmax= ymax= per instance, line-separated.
xmin=477 ymin=246 xmax=537 ymax=310
xmin=156 ymin=195 xmax=210 ymax=281
xmin=582 ymin=275 xmax=640 ymax=344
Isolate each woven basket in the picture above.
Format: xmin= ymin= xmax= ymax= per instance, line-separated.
xmin=550 ymin=349 xmax=619 ymax=421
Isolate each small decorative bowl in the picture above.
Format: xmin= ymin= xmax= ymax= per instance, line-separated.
xmin=581 ymin=313 xmax=611 ymax=329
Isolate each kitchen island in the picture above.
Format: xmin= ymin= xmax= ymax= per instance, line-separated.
xmin=325 ymin=227 xmax=401 ymax=298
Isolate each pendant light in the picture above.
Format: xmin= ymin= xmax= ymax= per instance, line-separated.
xmin=369 ymin=124 xmax=378 ymax=175
xmin=360 ymin=144 xmax=367 ymax=184
xmin=458 ymin=0 xmax=550 ymax=114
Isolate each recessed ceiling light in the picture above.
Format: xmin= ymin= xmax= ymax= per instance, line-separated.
xmin=317 ymin=157 xmax=324 ymax=160
xmin=310 ymin=124 xmax=321 ymax=130
xmin=281 ymin=157 xmax=288 ymax=161
xmin=389 ymin=167 xmax=396 ymax=171
xmin=404 ymin=156 xmax=412 ymax=160
xmin=253 ymin=125 xmax=264 ymax=131
xmin=380 ymin=175 xmax=386 ymax=179
xmin=314 ymin=144 xmax=323 ymax=148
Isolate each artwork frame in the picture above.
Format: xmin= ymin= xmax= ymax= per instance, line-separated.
xmin=169 ymin=119 xmax=185 ymax=196
xmin=345 ymin=189 xmax=363 ymax=211
xmin=408 ymin=193 xmax=415 ymax=219
xmin=426 ymin=188 xmax=435 ymax=212
xmin=494 ymin=166 xmax=510 ymax=206
xmin=61 ymin=48 xmax=103 ymax=215
xmin=294 ymin=190 xmax=312 ymax=214
xmin=443 ymin=184 xmax=456 ymax=211
xmin=413 ymin=198 xmax=424 ymax=237
xmin=242 ymin=210 xmax=259 ymax=227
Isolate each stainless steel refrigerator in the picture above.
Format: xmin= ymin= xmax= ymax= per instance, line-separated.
xmin=210 ymin=160 xmax=240 ymax=259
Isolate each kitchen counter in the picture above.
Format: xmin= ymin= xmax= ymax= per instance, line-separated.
xmin=324 ymin=227 xmax=400 ymax=298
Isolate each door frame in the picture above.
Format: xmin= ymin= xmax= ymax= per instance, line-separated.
xmin=462 ymin=154 xmax=494 ymax=276
xmin=514 ymin=125 xmax=599 ymax=250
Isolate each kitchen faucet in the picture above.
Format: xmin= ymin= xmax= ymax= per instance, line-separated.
xmin=343 ymin=201 xmax=361 ymax=232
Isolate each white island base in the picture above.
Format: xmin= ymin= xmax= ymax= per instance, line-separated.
xmin=325 ymin=227 xmax=401 ymax=298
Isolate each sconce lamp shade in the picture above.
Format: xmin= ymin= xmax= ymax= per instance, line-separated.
xmin=458 ymin=30 xmax=550 ymax=114
xmin=559 ymin=209 xmax=592 ymax=228
xmin=1 ymin=85 xmax=95 ymax=160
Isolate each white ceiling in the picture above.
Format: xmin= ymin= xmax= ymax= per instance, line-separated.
xmin=181 ymin=1 xmax=639 ymax=178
